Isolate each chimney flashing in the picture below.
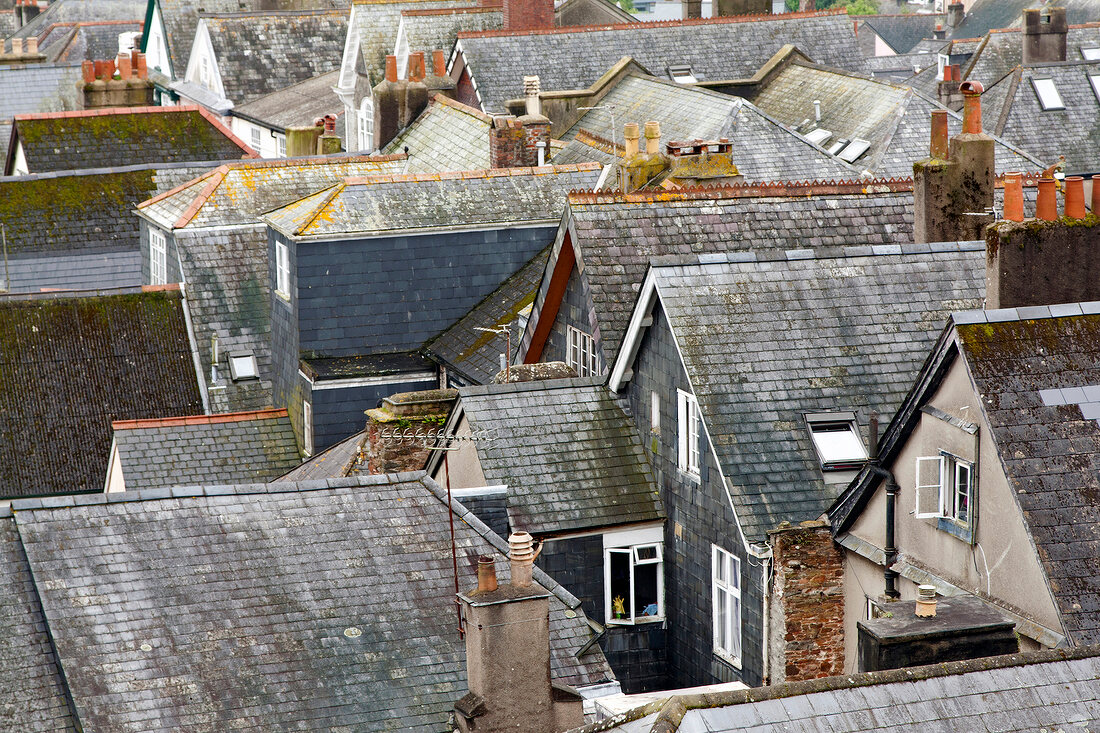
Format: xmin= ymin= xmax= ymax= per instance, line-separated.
xmin=458 ymin=582 xmax=551 ymax=607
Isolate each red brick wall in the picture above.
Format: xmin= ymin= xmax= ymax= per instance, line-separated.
xmin=504 ymin=0 xmax=554 ymax=30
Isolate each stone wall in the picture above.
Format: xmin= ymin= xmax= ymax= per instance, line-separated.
xmin=365 ymin=389 xmax=458 ymax=474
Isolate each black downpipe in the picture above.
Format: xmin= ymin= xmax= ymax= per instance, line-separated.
xmin=868 ymin=412 xmax=900 ymax=600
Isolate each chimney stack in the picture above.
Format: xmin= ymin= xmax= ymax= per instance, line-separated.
xmin=490 ymin=76 xmax=549 ymax=169
xmin=81 ymin=53 xmax=153 ymax=109
xmin=364 ymin=389 xmax=457 ymax=473
xmin=617 ymin=120 xmax=669 ymax=191
xmin=1023 ymin=7 xmax=1068 ymax=64
xmin=933 ymin=23 xmax=946 ymax=41
xmin=715 ymin=0 xmax=770 ymax=16
xmin=937 ymin=64 xmax=963 ymax=110
xmin=503 ymin=0 xmax=554 ymax=31
xmin=682 ymin=0 xmax=701 ymax=18
xmin=372 ymin=55 xmax=405 ymax=151
xmin=426 ymin=49 xmax=456 ymax=99
xmin=913 ymin=81 xmax=994 ymax=243
xmin=946 ymin=1 xmax=964 ymax=29
xmin=403 ymin=53 xmax=429 ymax=130
xmin=454 ymin=533 xmax=583 ymax=733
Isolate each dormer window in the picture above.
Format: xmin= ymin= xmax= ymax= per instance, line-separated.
xmin=807 ymin=412 xmax=867 ymax=470
xmin=668 ymin=64 xmax=698 ymax=85
xmin=1032 ymin=77 xmax=1065 ymax=111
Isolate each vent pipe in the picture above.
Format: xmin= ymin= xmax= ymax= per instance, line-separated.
xmin=915 ymin=585 xmax=937 ymax=617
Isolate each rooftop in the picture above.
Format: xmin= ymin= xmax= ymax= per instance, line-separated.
xmin=382 ymin=93 xmax=491 ymax=172
xmin=231 ymin=69 xmax=346 ymax=131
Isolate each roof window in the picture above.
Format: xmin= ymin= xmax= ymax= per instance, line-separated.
xmin=228 ymin=352 xmax=259 ymax=381
xmin=1089 ymin=73 xmax=1100 ymax=104
xmin=1082 ymin=47 xmax=1100 ymax=61
xmin=806 ymin=412 xmax=867 ymax=470
xmin=668 ymin=64 xmax=698 ymax=85
xmin=1032 ymin=77 xmax=1065 ymax=111
xmin=837 ymin=138 xmax=872 ymax=163
xmin=804 ymin=128 xmax=833 ymax=147
xmin=826 ymin=138 xmax=849 ymax=156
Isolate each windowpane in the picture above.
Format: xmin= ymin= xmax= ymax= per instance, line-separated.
xmin=150 ymin=229 xmax=167 ymax=285
xmin=276 ymin=241 xmax=290 ymax=296
xmin=634 ymin=563 xmax=659 ymax=617
xmin=712 ymin=545 xmax=741 ymax=662
xmin=915 ymin=456 xmax=943 ymax=518
xmin=608 ymin=549 xmax=632 ymax=621
xmin=606 ymin=542 xmax=663 ymax=624
xmin=1033 ymin=78 xmax=1065 ymax=110
xmin=954 ymin=461 xmax=971 ymax=524
xmin=809 ymin=421 xmax=867 ymax=465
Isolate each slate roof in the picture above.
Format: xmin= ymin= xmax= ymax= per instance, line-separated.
xmin=231 ymin=69 xmax=346 ymax=131
xmin=8 ymin=106 xmax=255 ymax=174
xmin=37 ymin=20 xmax=144 ymax=62
xmin=989 ymin=61 xmax=1100 ymax=173
xmin=0 ymin=510 xmax=76 ymax=733
xmin=425 ymin=246 xmax=548 ymax=385
xmin=0 ymin=62 xmax=83 ymax=162
xmin=275 ymin=430 xmax=366 ymax=480
xmin=9 ymin=473 xmax=614 ymax=731
xmin=455 ymin=9 xmax=867 ymax=113
xmin=552 ymin=72 xmax=858 ymax=181
xmin=0 ymin=286 xmax=205 ymax=499
xmin=952 ymin=0 xmax=1100 ymax=41
xmin=862 ymin=51 xmax=936 ymax=81
xmin=554 ymin=184 xmax=916 ymax=362
xmin=264 ymin=163 xmax=601 ymax=237
xmin=382 ymin=93 xmax=491 ymax=172
xmin=200 ymin=10 xmax=348 ymax=105
xmin=457 ymin=376 xmax=663 ymax=536
xmin=11 ymin=0 xmax=144 ymax=39
xmin=859 ymin=14 xmax=943 ymax=55
xmin=573 ymin=646 xmax=1100 ymax=733
xmin=963 ymin=24 xmax=1100 ymax=88
xmin=638 ymin=244 xmax=984 ymax=541
xmin=112 ymin=408 xmax=301 ymax=489
xmin=396 ymin=5 xmax=500 ymax=67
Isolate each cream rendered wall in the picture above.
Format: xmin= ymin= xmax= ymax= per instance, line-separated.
xmin=843 ymin=345 xmax=1064 ymax=666
xmin=873 ymin=35 xmax=896 ymax=56
xmin=430 ymin=414 xmax=487 ymax=490
xmin=146 ymin=5 xmax=172 ymax=78
xmin=229 ymin=118 xmax=284 ymax=159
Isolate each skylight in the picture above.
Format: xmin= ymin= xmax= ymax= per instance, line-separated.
xmin=668 ymin=64 xmax=698 ymax=85
xmin=1089 ymin=73 xmax=1100 ymax=104
xmin=1032 ymin=77 xmax=1065 ymax=111
xmin=807 ymin=413 xmax=867 ymax=470
xmin=837 ymin=138 xmax=872 ymax=163
xmin=1082 ymin=47 xmax=1100 ymax=61
xmin=228 ymin=352 xmax=259 ymax=381
xmin=804 ymin=128 xmax=833 ymax=146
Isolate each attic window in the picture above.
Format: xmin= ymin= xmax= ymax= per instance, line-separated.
xmin=668 ymin=65 xmax=698 ymax=85
xmin=806 ymin=412 xmax=867 ymax=470
xmin=804 ymin=128 xmax=833 ymax=147
xmin=1032 ymin=77 xmax=1065 ymax=110
xmin=837 ymin=138 xmax=872 ymax=163
xmin=228 ymin=352 xmax=259 ymax=381
xmin=1082 ymin=48 xmax=1100 ymax=60
xmin=1089 ymin=73 xmax=1100 ymax=104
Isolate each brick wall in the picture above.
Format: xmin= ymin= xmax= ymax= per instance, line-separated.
xmin=503 ymin=0 xmax=553 ymax=31
xmin=364 ymin=388 xmax=457 ymax=474
xmin=767 ymin=520 xmax=845 ymax=683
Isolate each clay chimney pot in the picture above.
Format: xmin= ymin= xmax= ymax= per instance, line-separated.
xmin=1003 ymin=173 xmax=1024 ymax=222
xmin=81 ymin=60 xmax=95 ymax=84
xmin=1065 ymin=176 xmax=1086 ymax=219
xmin=960 ymin=80 xmax=984 ymax=134
xmin=476 ymin=555 xmax=498 ymax=592
xmin=384 ymin=55 xmax=397 ymax=83
xmin=644 ymin=120 xmax=661 ymax=156
xmin=623 ymin=122 xmax=640 ymax=158
xmin=432 ymin=49 xmax=446 ymax=77
xmin=1037 ymin=177 xmax=1059 ymax=221
xmin=930 ymin=110 xmax=949 ymax=159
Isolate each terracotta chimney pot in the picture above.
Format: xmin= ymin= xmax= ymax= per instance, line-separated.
xmin=81 ymin=60 xmax=95 ymax=83
xmin=410 ymin=51 xmax=426 ymax=82
xmin=1092 ymin=175 xmax=1100 ymax=214
xmin=644 ymin=121 xmax=661 ymax=156
xmin=1037 ymin=178 xmax=1059 ymax=221
xmin=476 ymin=555 xmax=498 ymax=592
xmin=384 ymin=55 xmax=397 ymax=83
xmin=432 ymin=49 xmax=446 ymax=77
xmin=960 ymin=81 xmax=984 ymax=134
xmin=915 ymin=584 xmax=937 ymax=618
xmin=1065 ymin=176 xmax=1086 ymax=219
xmin=930 ymin=110 xmax=949 ymax=159
xmin=623 ymin=122 xmax=639 ymax=158
xmin=1003 ymin=173 xmax=1024 ymax=222
xmin=117 ymin=54 xmax=132 ymax=80
xmin=134 ymin=51 xmax=148 ymax=79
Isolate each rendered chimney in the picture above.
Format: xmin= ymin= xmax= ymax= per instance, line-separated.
xmin=714 ymin=0 xmax=769 ymax=16
xmin=372 ymin=55 xmax=406 ymax=151
xmin=454 ymin=534 xmax=583 ymax=733
xmin=946 ymin=1 xmax=963 ymax=29
xmin=937 ymin=65 xmax=963 ymax=110
xmin=682 ymin=0 xmax=701 ymax=18
xmin=618 ymin=121 xmax=669 ymax=191
xmin=503 ymin=0 xmax=553 ymax=31
xmin=517 ymin=77 xmax=550 ymax=167
xmin=1023 ymin=7 xmax=1068 ymax=64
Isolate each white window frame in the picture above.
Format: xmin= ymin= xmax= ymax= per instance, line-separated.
xmin=712 ymin=544 xmax=741 ymax=666
xmin=149 ymin=228 xmax=167 ymax=285
xmin=250 ymin=126 xmax=262 ymax=152
xmin=566 ymin=325 xmax=598 ymax=377
xmin=677 ymin=389 xmax=701 ymax=478
xmin=357 ymin=96 xmax=374 ymax=153
xmin=275 ymin=240 xmax=290 ymax=300
xmin=277 ymin=134 xmax=287 ymax=158
xmin=228 ymin=352 xmax=258 ymax=381
xmin=199 ymin=56 xmax=211 ymax=89
xmin=807 ymin=412 xmax=867 ymax=470
xmin=1032 ymin=77 xmax=1065 ymax=111
xmin=915 ymin=452 xmax=973 ymax=524
xmin=303 ymin=399 xmax=313 ymax=456
xmin=603 ymin=526 xmax=664 ymax=626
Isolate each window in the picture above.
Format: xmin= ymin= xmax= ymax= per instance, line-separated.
xmin=668 ymin=64 xmax=698 ymax=84
xmin=1088 ymin=73 xmax=1100 ymax=104
xmin=566 ymin=326 xmax=598 ymax=377
xmin=804 ymin=128 xmax=833 ymax=147
xmin=677 ymin=389 xmax=700 ymax=477
xmin=275 ymin=240 xmax=290 ymax=299
xmin=250 ymin=127 xmax=262 ymax=152
xmin=604 ymin=530 xmax=664 ymax=625
xmin=1032 ymin=77 xmax=1065 ymax=110
xmin=357 ymin=97 xmax=374 ymax=152
xmin=807 ymin=412 xmax=867 ymax=470
xmin=228 ymin=352 xmax=258 ymax=381
xmin=1083 ymin=47 xmax=1100 ymax=60
xmin=915 ymin=452 xmax=973 ymax=525
xmin=712 ymin=545 xmax=741 ymax=665
xmin=303 ymin=399 xmax=313 ymax=456
xmin=199 ymin=56 xmax=211 ymax=88
xmin=837 ymin=138 xmax=871 ymax=163
xmin=149 ymin=228 xmax=167 ymax=285
xmin=277 ymin=134 xmax=286 ymax=158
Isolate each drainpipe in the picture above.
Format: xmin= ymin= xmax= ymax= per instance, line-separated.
xmin=868 ymin=412 xmax=900 ymax=600
xmin=749 ymin=539 xmax=773 ymax=684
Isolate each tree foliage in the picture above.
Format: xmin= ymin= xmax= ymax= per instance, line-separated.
xmin=784 ymin=0 xmax=880 ymax=14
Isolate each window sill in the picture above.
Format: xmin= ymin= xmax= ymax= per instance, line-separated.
xmin=936 ymin=517 xmax=974 ymax=544
xmin=713 ymin=649 xmax=742 ymax=670
xmin=275 ymin=290 xmax=291 ymax=304
xmin=678 ymin=469 xmax=701 ymax=484
xmin=606 ymin=616 xmax=664 ymax=627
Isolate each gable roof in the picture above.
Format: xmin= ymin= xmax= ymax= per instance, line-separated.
xmin=0 ymin=286 xmax=205 ymax=499
xmin=0 ymin=62 xmax=83 ymax=162
xmin=859 ymin=13 xmax=943 ymax=55
xmin=199 ymin=9 xmax=348 ymax=105
xmin=264 ymin=162 xmax=601 ymax=238
xmin=8 ymin=105 xmax=255 ymax=174
xmin=8 ymin=472 xmax=614 ymax=730
xmin=231 ymin=69 xmax=346 ymax=130
xmin=453 ymin=376 xmax=664 ymax=536
xmin=455 ymin=9 xmax=867 ymax=113
xmin=11 ymin=0 xmax=145 ymax=39
xmin=111 ymin=408 xmax=301 ymax=489
xmin=552 ymin=71 xmax=858 ymax=181
xmin=572 ymin=645 xmax=1100 ymax=732
xmin=381 ymin=93 xmax=491 ymax=172
xmin=609 ymin=242 xmax=986 ymax=542
xmin=963 ymin=24 xmax=1100 ymax=88
xmin=0 ymin=510 xmax=77 ymax=733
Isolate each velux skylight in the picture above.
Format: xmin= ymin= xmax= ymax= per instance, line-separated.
xmin=807 ymin=412 xmax=868 ymax=470
xmin=1032 ymin=77 xmax=1065 ymax=111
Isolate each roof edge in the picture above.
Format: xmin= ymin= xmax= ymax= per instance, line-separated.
xmin=112 ymin=407 xmax=289 ymax=431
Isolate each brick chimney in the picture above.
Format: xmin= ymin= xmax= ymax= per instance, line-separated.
xmin=946 ymin=1 xmax=964 ymax=29
xmin=913 ymin=82 xmax=994 ymax=243
xmin=617 ymin=121 xmax=669 ymax=191
xmin=682 ymin=0 xmax=701 ymax=18
xmin=1023 ymin=7 xmax=1068 ymax=65
xmin=986 ymin=174 xmax=1100 ymax=309
xmin=373 ymin=55 xmax=406 ymax=151
xmin=426 ymin=49 xmax=456 ymax=100
xmin=715 ymin=0 xmax=769 ymax=15
xmin=503 ymin=0 xmax=553 ymax=31
xmin=364 ymin=388 xmax=458 ymax=474
xmin=81 ymin=51 xmax=154 ymax=108
xmin=937 ymin=64 xmax=963 ymax=110
xmin=489 ymin=76 xmax=549 ymax=168
xmin=454 ymin=534 xmax=584 ymax=733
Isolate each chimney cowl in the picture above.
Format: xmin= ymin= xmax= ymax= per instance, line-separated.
xmin=915 ymin=584 xmax=937 ymax=617
xmin=960 ymin=81 xmax=984 ymax=134
xmin=508 ymin=531 xmax=540 ymax=588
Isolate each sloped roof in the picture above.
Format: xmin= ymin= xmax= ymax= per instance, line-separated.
xmin=201 ymin=9 xmax=348 ymax=105
xmin=9 ymin=106 xmax=255 ymax=174
xmin=397 ymin=5 xmax=500 ymax=63
xmin=863 ymin=51 xmax=937 ymax=80
xmin=963 ymin=24 xmax=1100 ymax=88
xmin=382 ymin=93 xmax=491 ymax=172
xmin=640 ymin=243 xmax=984 ymax=541
xmin=9 ymin=473 xmax=614 ymax=730
xmin=859 ymin=13 xmax=943 ymax=55
xmin=552 ymin=72 xmax=858 ymax=181
xmin=574 ymin=646 xmax=1100 ymax=732
xmin=556 ymin=183 xmax=917 ymax=361
xmin=455 ymin=9 xmax=867 ymax=113
xmin=38 ymin=20 xmax=144 ymax=62
xmin=231 ymin=69 xmax=346 ymax=130
xmin=112 ymin=408 xmax=300 ymax=489
xmin=137 ymin=154 xmax=406 ymax=229
xmin=458 ymin=376 xmax=664 ymax=536
xmin=264 ymin=163 xmax=601 ymax=237
xmin=11 ymin=0 xmax=144 ymax=39
xmin=275 ymin=430 xmax=366 ymax=480
xmin=0 ymin=286 xmax=205 ymax=499
xmin=0 ymin=510 xmax=77 ymax=733
xmin=0 ymin=62 xmax=83 ymax=162
xmin=952 ymin=0 xmax=1100 ymax=41
xmin=425 ymin=246 xmax=547 ymax=384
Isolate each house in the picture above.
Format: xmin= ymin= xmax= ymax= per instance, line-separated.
xmin=0 ymin=285 xmax=204 ymax=500
xmin=830 ymin=180 xmax=1100 ymax=664
xmin=0 ymin=60 xmax=83 ymax=162
xmin=427 ymin=375 xmax=666 ymax=691
xmin=172 ymin=9 xmax=347 ymax=116
xmin=134 ymin=154 xmax=406 ymax=413
xmin=0 ymin=471 xmax=615 ymax=730
xmin=857 ymin=14 xmax=944 ymax=56
xmin=33 ymin=19 xmax=144 ymax=62
xmin=261 ymin=162 xmax=601 ymax=454
xmin=4 ymin=105 xmax=255 ymax=176
xmin=381 ymin=92 xmax=491 ymax=171
xmin=105 ymin=408 xmax=301 ymax=491
xmin=230 ymin=70 xmax=346 ymax=158
xmin=451 ymin=8 xmax=868 ymax=115
xmin=7 ymin=0 xmax=145 ymax=44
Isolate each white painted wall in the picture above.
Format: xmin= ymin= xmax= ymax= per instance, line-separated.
xmin=145 ymin=4 xmax=172 ymax=77
xmin=230 ymin=117 xmax=286 ymax=158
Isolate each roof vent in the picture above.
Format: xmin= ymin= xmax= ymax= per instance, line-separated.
xmin=915 ymin=584 xmax=937 ymax=617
